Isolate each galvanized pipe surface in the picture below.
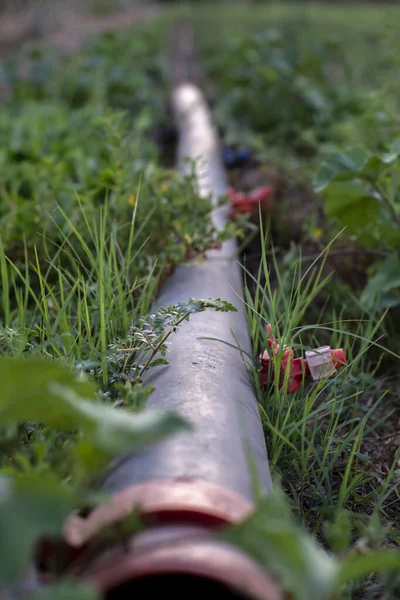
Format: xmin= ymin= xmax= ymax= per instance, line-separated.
xmin=100 ymin=83 xmax=272 ymax=501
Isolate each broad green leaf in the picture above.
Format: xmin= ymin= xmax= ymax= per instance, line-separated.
xmin=314 ymin=148 xmax=369 ymax=193
xmin=0 ymin=358 xmax=191 ymax=456
xmin=359 ymin=155 xmax=389 ymax=182
xmin=315 ymin=146 xmax=400 ymax=251
xmin=322 ymin=182 xmax=383 ymax=244
xmin=315 ymin=147 xmax=400 ymax=192
xmin=359 ymin=152 xmax=400 ymax=182
xmin=0 ymin=358 xmax=97 ymax=427
xmin=49 ymin=384 xmax=191 ymax=457
xmin=322 ymin=182 xmax=398 ymax=248
xmin=0 ymin=475 xmax=76 ymax=583
xmin=322 ymin=181 xmax=376 ymax=216
xmin=220 ymin=486 xmax=339 ymax=600
xmin=361 ymin=253 xmax=400 ymax=309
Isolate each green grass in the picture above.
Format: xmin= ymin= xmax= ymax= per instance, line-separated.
xmin=0 ymin=16 xmax=231 ymax=390
xmin=239 ymin=234 xmax=400 ymax=597
xmin=0 ymin=14 xmax=240 ymax=591
xmin=193 ymin=1 xmax=400 ymax=177
xmin=192 ymin=2 xmax=400 ymax=598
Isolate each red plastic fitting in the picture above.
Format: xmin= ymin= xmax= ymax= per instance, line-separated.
xmin=260 ymin=348 xmax=307 ymax=393
xmin=332 ymin=348 xmax=346 ymax=369
xmin=259 ymin=324 xmax=346 ymax=393
xmin=228 ymin=186 xmax=273 ymax=219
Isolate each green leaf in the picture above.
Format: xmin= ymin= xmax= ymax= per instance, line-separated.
xmin=359 ymin=153 xmax=397 ymax=181
xmin=315 ymin=146 xmax=400 ymax=192
xmin=0 ymin=358 xmax=97 ymax=427
xmin=175 ymin=298 xmax=238 ymax=315
xmin=322 ymin=181 xmax=376 ymax=216
xmin=322 ymin=181 xmax=383 ymax=245
xmin=50 ymin=384 xmax=191 ymax=457
xmin=220 ymin=486 xmax=339 ymax=600
xmin=31 ymin=581 xmax=100 ymax=600
xmin=339 ymin=551 xmax=400 ymax=586
xmin=314 ymin=148 xmax=369 ymax=193
xmin=0 ymin=475 xmax=76 ymax=583
xmin=315 ymin=145 xmax=400 ymax=250
xmin=323 ymin=511 xmax=352 ymax=553
xmin=0 ymin=358 xmax=191 ymax=457
xmin=361 ymin=253 xmax=400 ymax=309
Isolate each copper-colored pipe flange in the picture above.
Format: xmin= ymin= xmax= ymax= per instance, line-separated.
xmin=64 ymin=479 xmax=254 ymax=549
xmin=79 ymin=526 xmax=282 ymax=600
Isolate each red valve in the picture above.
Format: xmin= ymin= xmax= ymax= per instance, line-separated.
xmin=285 ymin=356 xmax=309 ymax=393
xmin=259 ymin=324 xmax=346 ymax=393
xmin=249 ymin=187 xmax=273 ymax=205
xmin=261 ymin=348 xmax=308 ymax=393
xmin=228 ymin=186 xmax=273 ymax=219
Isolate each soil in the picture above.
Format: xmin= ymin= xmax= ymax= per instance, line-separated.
xmin=0 ymin=4 xmax=160 ymax=104
xmin=0 ymin=5 xmax=160 ymax=58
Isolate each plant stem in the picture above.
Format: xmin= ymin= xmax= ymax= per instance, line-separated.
xmin=138 ymin=312 xmax=190 ymax=379
xmin=373 ymin=183 xmax=400 ymax=228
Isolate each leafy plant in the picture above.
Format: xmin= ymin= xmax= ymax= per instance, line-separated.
xmin=0 ymin=297 xmax=236 ymax=591
xmin=315 ymin=144 xmax=400 ymax=308
xmin=205 ymin=27 xmax=362 ymax=153
xmin=195 ymin=4 xmax=400 ymax=599
xmin=0 ymin=358 xmax=191 ymax=461
xmin=0 ymin=474 xmax=78 ymax=584
xmin=223 ymin=485 xmax=400 ymax=600
xmin=0 ymin=355 xmax=190 ymax=585
xmin=0 ymin=295 xmax=237 ymax=472
xmin=108 ymin=297 xmax=237 ymax=386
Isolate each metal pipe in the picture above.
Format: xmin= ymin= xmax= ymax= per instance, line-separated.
xmin=64 ymin=83 xmax=277 ymax=600
xmin=101 ymin=83 xmax=271 ymax=502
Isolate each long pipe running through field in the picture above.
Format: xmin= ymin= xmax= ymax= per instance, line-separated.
xmin=65 ymin=83 xmax=279 ymax=600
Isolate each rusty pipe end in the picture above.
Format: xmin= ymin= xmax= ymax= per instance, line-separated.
xmin=79 ymin=525 xmax=282 ymax=600
xmin=64 ymin=479 xmax=254 ymax=548
xmin=60 ymin=481 xmax=281 ymax=600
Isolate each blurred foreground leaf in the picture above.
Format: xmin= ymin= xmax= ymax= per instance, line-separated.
xmin=220 ymin=486 xmax=339 ymax=600
xmin=221 ymin=485 xmax=400 ymax=600
xmin=0 ymin=475 xmax=75 ymax=583
xmin=0 ymin=358 xmax=191 ymax=457
xmin=31 ymin=581 xmax=100 ymax=600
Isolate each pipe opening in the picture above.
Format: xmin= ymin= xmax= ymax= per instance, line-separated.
xmin=106 ymin=574 xmax=255 ymax=600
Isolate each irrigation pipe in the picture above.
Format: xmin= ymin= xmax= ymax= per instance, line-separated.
xmin=62 ymin=84 xmax=277 ymax=600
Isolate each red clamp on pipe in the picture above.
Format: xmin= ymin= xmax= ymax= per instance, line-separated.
xmin=228 ymin=186 xmax=273 ymax=219
xmin=260 ymin=325 xmax=346 ymax=393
